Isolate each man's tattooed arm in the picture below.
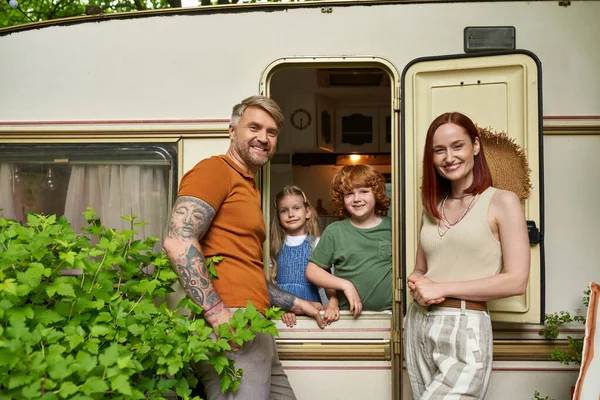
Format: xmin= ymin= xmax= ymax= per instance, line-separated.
xmin=267 ymin=281 xmax=326 ymax=329
xmin=266 ymin=281 xmax=296 ymax=311
xmin=163 ymin=196 xmax=226 ymax=321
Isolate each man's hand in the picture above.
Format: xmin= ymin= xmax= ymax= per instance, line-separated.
xmin=204 ymin=306 xmax=241 ymax=351
xmin=266 ymin=281 xmax=325 ymax=329
xmin=295 ymin=298 xmax=326 ymax=329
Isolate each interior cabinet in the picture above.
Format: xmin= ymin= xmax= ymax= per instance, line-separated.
xmin=317 ymin=95 xmax=335 ymax=152
xmin=379 ymin=107 xmax=392 ymax=153
xmin=335 ymin=107 xmax=379 ymax=153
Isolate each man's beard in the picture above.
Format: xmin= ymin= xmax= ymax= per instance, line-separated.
xmin=234 ymin=139 xmax=272 ymax=167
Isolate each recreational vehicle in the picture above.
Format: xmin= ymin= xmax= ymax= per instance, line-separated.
xmin=1 ymin=1 xmax=599 ymax=399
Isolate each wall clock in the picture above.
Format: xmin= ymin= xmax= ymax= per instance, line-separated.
xmin=290 ymin=108 xmax=312 ymax=130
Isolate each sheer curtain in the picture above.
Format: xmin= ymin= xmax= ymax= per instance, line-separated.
xmin=0 ymin=164 xmax=20 ymax=221
xmin=64 ymin=164 xmax=168 ymax=252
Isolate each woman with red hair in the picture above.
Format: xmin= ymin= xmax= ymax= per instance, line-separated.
xmin=405 ymin=112 xmax=530 ymax=399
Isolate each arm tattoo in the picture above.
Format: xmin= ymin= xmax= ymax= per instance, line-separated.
xmin=175 ymin=246 xmax=222 ymax=311
xmin=167 ymin=196 xmax=215 ymax=240
xmin=165 ymin=196 xmax=222 ymax=312
xmin=267 ymin=281 xmax=296 ymax=311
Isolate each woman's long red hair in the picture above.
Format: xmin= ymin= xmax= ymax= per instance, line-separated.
xmin=421 ymin=112 xmax=492 ymax=220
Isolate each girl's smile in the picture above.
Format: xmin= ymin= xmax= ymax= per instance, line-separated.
xmin=277 ymin=194 xmax=312 ymax=236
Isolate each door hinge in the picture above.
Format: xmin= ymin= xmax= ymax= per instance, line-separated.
xmin=395 ymin=288 xmax=403 ymax=303
xmin=392 ymin=329 xmax=402 ymax=355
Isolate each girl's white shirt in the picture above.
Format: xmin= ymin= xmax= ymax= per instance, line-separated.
xmin=284 ymin=234 xmax=320 ymax=247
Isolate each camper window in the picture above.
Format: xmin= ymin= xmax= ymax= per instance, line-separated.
xmin=0 ymin=143 xmax=176 ymax=252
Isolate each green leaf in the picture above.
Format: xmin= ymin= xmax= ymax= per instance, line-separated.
xmin=6 ymin=305 xmax=34 ymax=321
xmin=211 ymin=355 xmax=229 ymax=375
xmin=58 ymin=381 xmax=78 ymax=398
xmin=0 ymin=278 xmax=18 ymax=295
xmin=250 ymin=316 xmax=276 ymax=333
xmin=16 ymin=262 xmax=45 ymax=287
xmin=230 ymin=309 xmax=246 ymax=329
xmin=46 ymin=281 xmax=76 ymax=298
xmin=219 ymin=373 xmax=233 ymax=394
xmin=110 ymin=374 xmax=132 ymax=395
xmin=98 ymin=344 xmax=120 ymax=367
xmin=6 ymin=318 xmax=29 ymax=339
xmin=82 ymin=376 xmax=109 ymax=395
xmin=21 ymin=380 xmax=42 ymax=399
xmin=75 ymin=350 xmax=97 ymax=374
xmin=94 ymin=312 xmax=113 ymax=323
xmin=231 ymin=378 xmax=241 ymax=393
xmin=264 ymin=306 xmax=285 ymax=320
xmin=48 ymin=357 xmax=75 ymax=380
xmin=59 ymin=251 xmax=78 ymax=266
xmin=117 ymin=355 xmax=132 ymax=369
xmin=174 ymin=378 xmax=190 ymax=397
xmin=90 ymin=324 xmax=112 ymax=337
xmin=83 ymin=339 xmax=100 ymax=355
xmin=156 ymin=378 xmax=177 ymax=393
xmin=34 ymin=309 xmax=66 ymax=325
xmin=27 ymin=213 xmax=41 ymax=228
xmin=244 ymin=301 xmax=257 ymax=317
xmin=7 ymin=372 xmax=33 ymax=389
xmin=167 ymin=357 xmax=183 ymax=375
xmin=232 ymin=327 xmax=255 ymax=346
xmin=127 ymin=323 xmax=145 ymax=336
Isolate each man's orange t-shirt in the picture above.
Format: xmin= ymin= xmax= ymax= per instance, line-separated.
xmin=178 ymin=155 xmax=270 ymax=312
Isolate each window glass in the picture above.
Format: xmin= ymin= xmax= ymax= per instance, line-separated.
xmin=0 ymin=143 xmax=176 ymax=252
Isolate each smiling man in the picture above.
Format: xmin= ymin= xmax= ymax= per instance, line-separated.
xmin=163 ymin=96 xmax=324 ymax=400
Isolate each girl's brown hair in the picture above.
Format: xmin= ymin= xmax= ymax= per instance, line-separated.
xmin=269 ymin=185 xmax=320 ymax=282
xmin=330 ymin=165 xmax=390 ymax=218
xmin=421 ymin=112 xmax=493 ymax=220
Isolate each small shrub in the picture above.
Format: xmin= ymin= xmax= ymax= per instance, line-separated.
xmin=0 ymin=210 xmax=283 ymax=399
xmin=538 ymin=288 xmax=590 ymax=365
xmin=532 ymin=391 xmax=554 ymax=400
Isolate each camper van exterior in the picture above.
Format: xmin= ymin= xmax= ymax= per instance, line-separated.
xmin=1 ymin=1 xmax=598 ymax=399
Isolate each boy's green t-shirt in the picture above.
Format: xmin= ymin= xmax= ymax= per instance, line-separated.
xmin=308 ymin=216 xmax=392 ymax=311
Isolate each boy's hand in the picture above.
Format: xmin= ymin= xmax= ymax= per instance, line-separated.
xmin=341 ymin=280 xmax=362 ymax=318
xmin=323 ymin=297 xmax=340 ymax=325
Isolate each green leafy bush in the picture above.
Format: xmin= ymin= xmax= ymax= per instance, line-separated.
xmin=532 ymin=391 xmax=554 ymax=400
xmin=538 ymin=288 xmax=590 ymax=365
xmin=0 ymin=210 xmax=283 ymax=399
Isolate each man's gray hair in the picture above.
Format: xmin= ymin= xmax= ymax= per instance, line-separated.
xmin=230 ymin=95 xmax=284 ymax=132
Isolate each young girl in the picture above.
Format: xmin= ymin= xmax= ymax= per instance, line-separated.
xmin=270 ymin=185 xmax=322 ymax=303
xmin=405 ymin=112 xmax=530 ymax=399
xmin=306 ymin=165 xmax=393 ymax=324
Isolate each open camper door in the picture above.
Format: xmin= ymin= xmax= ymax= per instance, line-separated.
xmin=401 ymin=52 xmax=543 ymax=323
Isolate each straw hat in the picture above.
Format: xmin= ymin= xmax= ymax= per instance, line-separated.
xmin=478 ymin=126 xmax=532 ymax=200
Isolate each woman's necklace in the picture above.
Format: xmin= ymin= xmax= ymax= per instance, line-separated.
xmin=437 ymin=193 xmax=478 ymax=238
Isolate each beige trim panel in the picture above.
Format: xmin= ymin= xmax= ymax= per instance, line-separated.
xmin=543 ymin=118 xmax=600 ymax=135
xmin=276 ymin=339 xmax=391 ymax=361
xmin=275 ymin=338 xmax=570 ymax=362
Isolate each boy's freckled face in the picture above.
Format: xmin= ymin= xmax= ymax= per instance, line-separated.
xmin=343 ymin=187 xmax=376 ymax=221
